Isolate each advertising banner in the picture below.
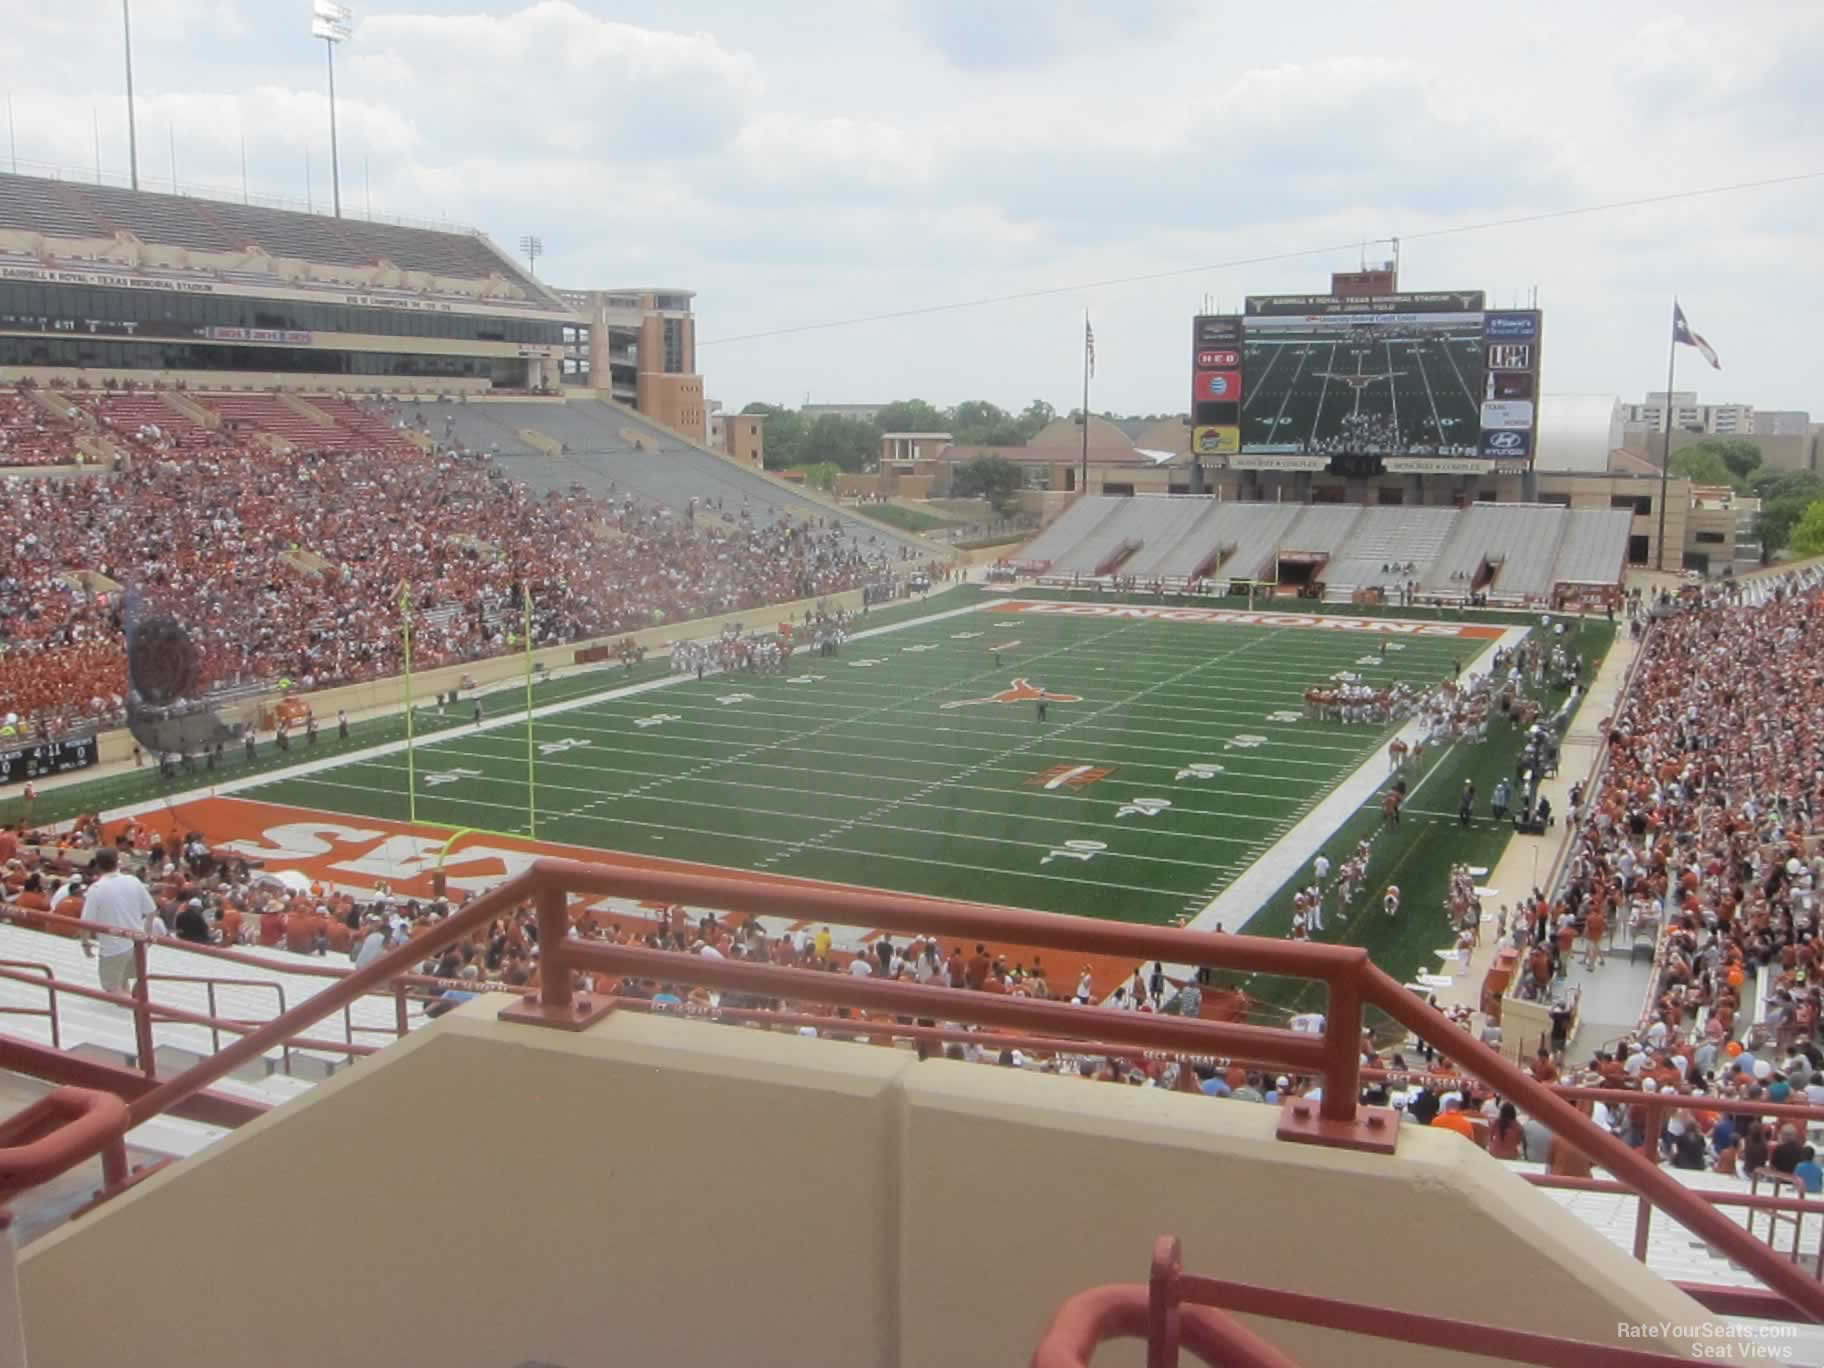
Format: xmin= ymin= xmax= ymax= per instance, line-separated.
xmin=1384 ymin=457 xmax=1499 ymax=475
xmin=1193 ymin=370 xmax=1243 ymax=403
xmin=1479 ymin=399 xmax=1534 ymax=430
xmin=1194 ymin=348 xmax=1240 ymax=369
xmin=1487 ymin=371 xmax=1536 ymax=401
xmin=1193 ymin=315 xmax=1242 ymax=345
xmin=1229 ymin=454 xmax=1330 ymax=471
xmin=1191 ymin=425 xmax=1240 ymax=456
xmin=1485 ymin=342 xmax=1534 ymax=371
xmin=1477 ymin=429 xmax=1532 ymax=459
xmin=1483 ymin=311 xmax=1540 ymax=340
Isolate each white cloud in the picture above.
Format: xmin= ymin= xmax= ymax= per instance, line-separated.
xmin=0 ymin=0 xmax=1817 ymax=418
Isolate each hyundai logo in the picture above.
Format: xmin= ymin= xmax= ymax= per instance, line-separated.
xmin=1486 ymin=431 xmax=1524 ymax=451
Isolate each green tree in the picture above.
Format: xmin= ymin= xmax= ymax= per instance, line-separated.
xmin=1789 ymin=501 xmax=1824 ymax=558
xmin=872 ymin=399 xmax=948 ymax=434
xmin=799 ymin=413 xmax=876 ymax=471
xmin=794 ymin=461 xmax=840 ymax=492
xmin=1669 ymin=444 xmax=1737 ymax=489
xmin=1016 ymin=399 xmax=1056 ymax=442
xmin=1756 ymin=494 xmax=1816 ymax=560
xmin=950 ymin=400 xmax=1024 ymax=446
xmin=745 ymin=403 xmax=804 ymax=469
xmin=1751 ymin=468 xmax=1824 ymax=503
xmin=950 ymin=453 xmax=1024 ymax=517
xmin=1715 ymin=438 xmax=1763 ymax=482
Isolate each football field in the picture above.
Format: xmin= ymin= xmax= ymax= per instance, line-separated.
xmin=235 ymin=598 xmax=1507 ymax=928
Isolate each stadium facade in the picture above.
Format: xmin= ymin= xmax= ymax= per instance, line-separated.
xmin=553 ymin=286 xmax=707 ymax=442
xmin=0 ymin=172 xmax=576 ymax=392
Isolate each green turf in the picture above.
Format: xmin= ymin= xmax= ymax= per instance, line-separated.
xmin=851 ymin=502 xmax=958 ymax=533
xmin=238 ymin=597 xmax=1493 ymax=927
xmin=11 ymin=587 xmax=968 ymax=829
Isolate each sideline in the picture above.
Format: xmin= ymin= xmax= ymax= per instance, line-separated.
xmin=1181 ymin=625 xmax=1528 ymax=937
xmin=96 ymin=594 xmax=990 ymax=827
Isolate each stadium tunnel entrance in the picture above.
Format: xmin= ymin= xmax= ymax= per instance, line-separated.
xmin=1275 ymin=553 xmax=1326 ymax=597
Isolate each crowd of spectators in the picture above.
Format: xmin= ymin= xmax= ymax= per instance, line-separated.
xmin=0 ymin=385 xmax=928 ymax=733
xmin=0 ymin=389 xmax=77 ymax=468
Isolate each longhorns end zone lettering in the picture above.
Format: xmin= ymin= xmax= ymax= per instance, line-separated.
xmin=985 ymin=600 xmax=1503 ymax=639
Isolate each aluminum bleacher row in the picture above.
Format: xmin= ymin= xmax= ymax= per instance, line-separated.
xmin=0 ymin=171 xmax=548 ymax=298
xmin=1018 ymin=495 xmax=1630 ymax=604
xmin=398 ymin=396 xmax=935 ymax=556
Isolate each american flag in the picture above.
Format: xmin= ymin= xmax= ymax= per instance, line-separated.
xmin=1085 ymin=317 xmax=1095 ymax=378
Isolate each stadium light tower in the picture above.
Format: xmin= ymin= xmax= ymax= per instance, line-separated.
xmin=122 ymin=1 xmax=139 ymax=189
xmin=311 ymin=1 xmax=353 ymax=217
xmin=519 ymin=235 xmax=543 ymax=277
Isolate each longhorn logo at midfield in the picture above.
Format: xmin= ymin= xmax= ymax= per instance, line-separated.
xmin=941 ymin=678 xmax=1083 ymax=711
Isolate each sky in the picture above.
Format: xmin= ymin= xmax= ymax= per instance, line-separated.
xmin=3 ymin=1 xmax=1821 ymax=418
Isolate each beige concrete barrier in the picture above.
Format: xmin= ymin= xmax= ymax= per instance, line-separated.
xmin=17 ymin=1004 xmax=1716 ymax=1368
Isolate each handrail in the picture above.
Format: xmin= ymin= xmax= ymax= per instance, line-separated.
xmin=0 ymin=1088 xmax=129 ymax=1204
xmin=6 ymin=859 xmax=1824 ymax=1318
xmin=0 ymin=963 xmax=373 ymax=1063
xmin=142 ymin=974 xmax=287 ymax=1070
xmin=1362 ymin=965 xmax=1824 ymax=1319
xmin=0 ymin=962 xmax=60 ymax=1050
xmin=1031 ymin=1236 xmax=1696 ymax=1367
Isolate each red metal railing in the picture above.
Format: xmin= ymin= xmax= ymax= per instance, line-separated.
xmin=0 ymin=962 xmax=60 ymax=1050
xmin=6 ymin=863 xmax=1824 ymax=1322
xmin=0 ymin=1088 xmax=129 ymax=1205
xmin=141 ymin=974 xmax=287 ymax=1068
xmin=1031 ymin=1236 xmax=1700 ymax=1367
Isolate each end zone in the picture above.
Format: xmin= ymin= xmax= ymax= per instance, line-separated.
xmin=987 ymin=599 xmax=1507 ymax=639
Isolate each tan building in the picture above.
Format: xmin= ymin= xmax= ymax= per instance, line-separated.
xmin=554 ymin=287 xmax=706 ymax=442
xmin=710 ymin=409 xmax=765 ymax=468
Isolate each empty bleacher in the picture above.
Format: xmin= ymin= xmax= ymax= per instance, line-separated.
xmin=1423 ymin=504 xmax=1570 ymax=599
xmin=1018 ymin=495 xmax=1130 ymax=568
xmin=0 ymin=171 xmax=552 ymax=301
xmin=1021 ymin=498 xmax=1632 ymax=606
xmin=1276 ymin=504 xmax=1366 ymax=560
xmin=1121 ymin=498 xmax=1233 ymax=578
xmin=1219 ymin=503 xmax=1305 ymax=581
xmin=1553 ymin=509 xmax=1634 ymax=588
xmin=399 ymin=396 xmax=935 ymax=556
xmin=1321 ymin=507 xmax=1461 ymax=600
xmin=1036 ymin=498 xmax=1163 ymax=574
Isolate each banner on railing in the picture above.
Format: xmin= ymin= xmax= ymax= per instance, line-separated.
xmin=1 ymin=735 xmax=99 ymax=786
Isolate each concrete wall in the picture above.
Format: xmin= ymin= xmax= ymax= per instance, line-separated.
xmin=19 ymin=1004 xmax=1706 ymax=1367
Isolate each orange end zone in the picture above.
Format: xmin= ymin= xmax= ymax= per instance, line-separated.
xmin=986 ymin=599 xmax=1508 ymax=639
xmin=123 ymin=795 xmax=1159 ymax=1007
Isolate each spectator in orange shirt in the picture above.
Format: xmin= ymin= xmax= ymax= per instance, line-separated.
xmin=1430 ymin=1096 xmax=1478 ymax=1141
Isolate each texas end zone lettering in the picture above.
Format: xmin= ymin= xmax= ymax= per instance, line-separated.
xmin=989 ymin=600 xmax=1502 ymax=639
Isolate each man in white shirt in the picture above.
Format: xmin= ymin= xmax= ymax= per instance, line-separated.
xmin=78 ymin=849 xmax=158 ymax=997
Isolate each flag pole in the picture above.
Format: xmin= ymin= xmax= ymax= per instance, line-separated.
xmin=524 ymin=590 xmax=537 ymax=840
xmin=401 ymin=581 xmax=417 ymax=824
xmin=1656 ymin=299 xmax=1677 ymax=572
xmin=1080 ymin=311 xmax=1090 ymax=498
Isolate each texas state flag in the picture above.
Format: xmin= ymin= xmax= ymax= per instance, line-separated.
xmin=1672 ymin=301 xmax=1720 ymax=370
